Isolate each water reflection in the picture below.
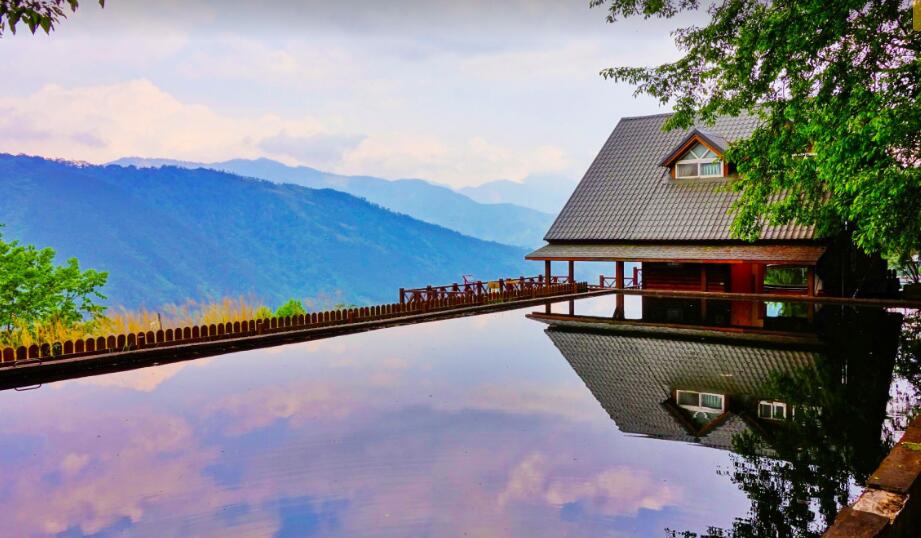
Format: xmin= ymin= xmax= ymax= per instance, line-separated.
xmin=0 ymin=295 xmax=914 ymax=537
xmin=533 ymin=295 xmax=906 ymax=536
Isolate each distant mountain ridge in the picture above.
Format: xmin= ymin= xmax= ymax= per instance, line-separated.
xmin=0 ymin=154 xmax=531 ymax=308
xmin=459 ymin=174 xmax=577 ymax=215
xmin=110 ymin=157 xmax=554 ymax=248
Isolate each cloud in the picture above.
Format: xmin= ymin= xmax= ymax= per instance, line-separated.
xmin=0 ymin=79 xmax=338 ymax=164
xmin=258 ymin=130 xmax=366 ymax=167
xmin=339 ymin=134 xmax=569 ymax=186
xmin=0 ymin=80 xmax=571 ymax=187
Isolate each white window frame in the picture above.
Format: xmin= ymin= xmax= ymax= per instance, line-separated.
xmin=758 ymin=400 xmax=788 ymax=420
xmin=676 ymin=390 xmax=726 ymax=413
xmin=674 ymin=143 xmax=724 ymax=179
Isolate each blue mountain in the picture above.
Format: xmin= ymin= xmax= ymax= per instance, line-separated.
xmin=0 ymin=154 xmax=532 ymax=308
xmin=110 ymin=157 xmax=554 ymax=248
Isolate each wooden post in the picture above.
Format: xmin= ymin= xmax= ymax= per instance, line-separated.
xmin=399 ymin=288 xmax=405 ymax=305
xmin=615 ymin=261 xmax=625 ymax=289
xmin=806 ymin=266 xmax=816 ymax=297
xmin=545 ymin=260 xmax=552 ymax=287
xmin=700 ymin=265 xmax=708 ymax=291
xmin=568 ymin=260 xmax=574 ymax=283
xmin=633 ymin=266 xmax=639 ymax=288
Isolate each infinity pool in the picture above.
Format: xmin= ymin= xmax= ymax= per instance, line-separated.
xmin=0 ymin=295 xmax=915 ymax=537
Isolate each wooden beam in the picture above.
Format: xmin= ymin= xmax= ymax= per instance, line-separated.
xmin=806 ymin=266 xmax=815 ymax=297
xmin=616 ymin=261 xmax=625 ymax=289
xmin=545 ymin=260 xmax=552 ymax=287
xmin=568 ymin=260 xmax=574 ymax=283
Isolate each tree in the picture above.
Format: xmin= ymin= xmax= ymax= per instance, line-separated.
xmin=594 ymin=0 xmax=920 ymax=261
xmin=0 ymin=0 xmax=104 ymax=36
xmin=275 ymin=298 xmax=307 ymax=318
xmin=0 ymin=226 xmax=107 ymax=338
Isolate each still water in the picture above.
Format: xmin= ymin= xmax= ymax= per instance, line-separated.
xmin=1 ymin=295 xmax=917 ymax=537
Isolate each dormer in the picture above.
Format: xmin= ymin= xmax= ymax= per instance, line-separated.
xmin=660 ymin=128 xmax=729 ymax=179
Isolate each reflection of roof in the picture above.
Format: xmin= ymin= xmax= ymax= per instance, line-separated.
xmin=543 ymin=113 xmax=816 ymax=242
xmin=526 ymin=242 xmax=826 ymax=263
xmin=546 ymin=327 xmax=818 ymax=450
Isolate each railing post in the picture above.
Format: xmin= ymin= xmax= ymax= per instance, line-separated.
xmin=399 ymin=288 xmax=405 ymax=305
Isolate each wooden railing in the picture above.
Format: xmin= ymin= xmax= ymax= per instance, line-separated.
xmin=400 ymin=275 xmax=573 ymax=305
xmin=0 ymin=281 xmax=588 ymax=367
xmin=598 ymin=267 xmax=642 ymax=289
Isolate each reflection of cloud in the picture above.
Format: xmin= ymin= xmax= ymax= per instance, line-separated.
xmin=1 ymin=411 xmax=220 ymax=536
xmin=66 ymin=358 xmax=215 ymax=392
xmin=204 ymin=382 xmax=351 ymax=436
xmin=499 ymin=452 xmax=682 ymax=518
xmin=462 ymin=384 xmax=600 ymax=422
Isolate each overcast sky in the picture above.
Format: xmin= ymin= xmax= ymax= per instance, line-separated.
xmin=0 ymin=0 xmax=693 ymax=188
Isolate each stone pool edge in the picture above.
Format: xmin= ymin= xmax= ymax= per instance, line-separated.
xmin=825 ymin=415 xmax=921 ymax=537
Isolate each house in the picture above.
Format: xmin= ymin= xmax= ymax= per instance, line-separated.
xmin=528 ymin=113 xmax=860 ymax=297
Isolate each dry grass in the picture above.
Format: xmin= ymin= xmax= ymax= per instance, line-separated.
xmin=1 ymin=296 xmax=269 ymax=349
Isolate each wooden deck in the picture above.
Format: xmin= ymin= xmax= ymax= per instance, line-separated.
xmin=0 ymin=285 xmax=607 ymax=391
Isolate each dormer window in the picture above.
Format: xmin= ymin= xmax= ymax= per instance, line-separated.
xmin=675 ymin=143 xmax=723 ymax=179
xmin=659 ymin=128 xmax=729 ymax=179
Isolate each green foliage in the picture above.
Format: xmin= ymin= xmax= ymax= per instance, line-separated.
xmin=254 ymin=306 xmax=273 ymax=320
xmin=274 ymin=298 xmax=306 ymax=318
xmin=0 ymin=226 xmax=107 ymax=338
xmin=594 ymin=0 xmax=921 ymax=260
xmin=764 ymin=266 xmax=807 ymax=287
xmin=0 ymin=0 xmax=104 ymax=36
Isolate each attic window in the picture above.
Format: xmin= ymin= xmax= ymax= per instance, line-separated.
xmin=675 ymin=143 xmax=723 ymax=179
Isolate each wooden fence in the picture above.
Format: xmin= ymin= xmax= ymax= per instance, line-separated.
xmin=1 ymin=282 xmax=588 ymax=367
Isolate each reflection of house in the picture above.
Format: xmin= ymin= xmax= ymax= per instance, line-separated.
xmin=544 ymin=325 xmax=818 ymax=450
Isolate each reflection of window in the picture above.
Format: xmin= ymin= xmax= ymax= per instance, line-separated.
xmin=765 ymin=301 xmax=809 ymax=318
xmin=675 ymin=143 xmax=723 ymax=178
xmin=677 ymin=390 xmax=725 ymax=411
xmin=758 ymin=401 xmax=787 ymax=420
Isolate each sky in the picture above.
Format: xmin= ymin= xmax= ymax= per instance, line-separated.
xmin=0 ymin=0 xmax=692 ymax=188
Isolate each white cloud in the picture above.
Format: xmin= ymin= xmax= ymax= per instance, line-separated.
xmin=340 ymin=134 xmax=569 ymax=186
xmin=0 ymin=80 xmax=572 ymax=187
xmin=0 ymin=80 xmax=335 ymax=164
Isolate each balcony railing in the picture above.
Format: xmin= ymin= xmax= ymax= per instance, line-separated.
xmin=597 ymin=267 xmax=642 ymax=289
xmin=400 ymin=275 xmax=573 ymax=305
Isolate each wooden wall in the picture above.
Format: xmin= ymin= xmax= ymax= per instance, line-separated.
xmin=643 ymin=263 xmax=729 ymax=292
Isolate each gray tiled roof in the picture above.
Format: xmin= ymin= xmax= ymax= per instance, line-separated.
xmin=545 ymin=113 xmax=816 ymax=242
xmin=546 ymin=327 xmax=817 ymax=449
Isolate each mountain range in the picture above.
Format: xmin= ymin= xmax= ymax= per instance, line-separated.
xmin=110 ymin=157 xmax=559 ymax=248
xmin=459 ymin=174 xmax=576 ymax=214
xmin=0 ymin=154 xmax=532 ymax=309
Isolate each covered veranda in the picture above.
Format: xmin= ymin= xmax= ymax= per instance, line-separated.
xmin=526 ymin=242 xmax=827 ymax=296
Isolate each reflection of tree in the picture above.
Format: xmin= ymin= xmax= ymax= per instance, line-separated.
xmin=669 ymin=307 xmax=902 ymax=537
xmin=891 ymin=310 xmax=921 ymax=432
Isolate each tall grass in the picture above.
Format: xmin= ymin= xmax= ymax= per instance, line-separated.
xmin=1 ymin=296 xmax=269 ymax=349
